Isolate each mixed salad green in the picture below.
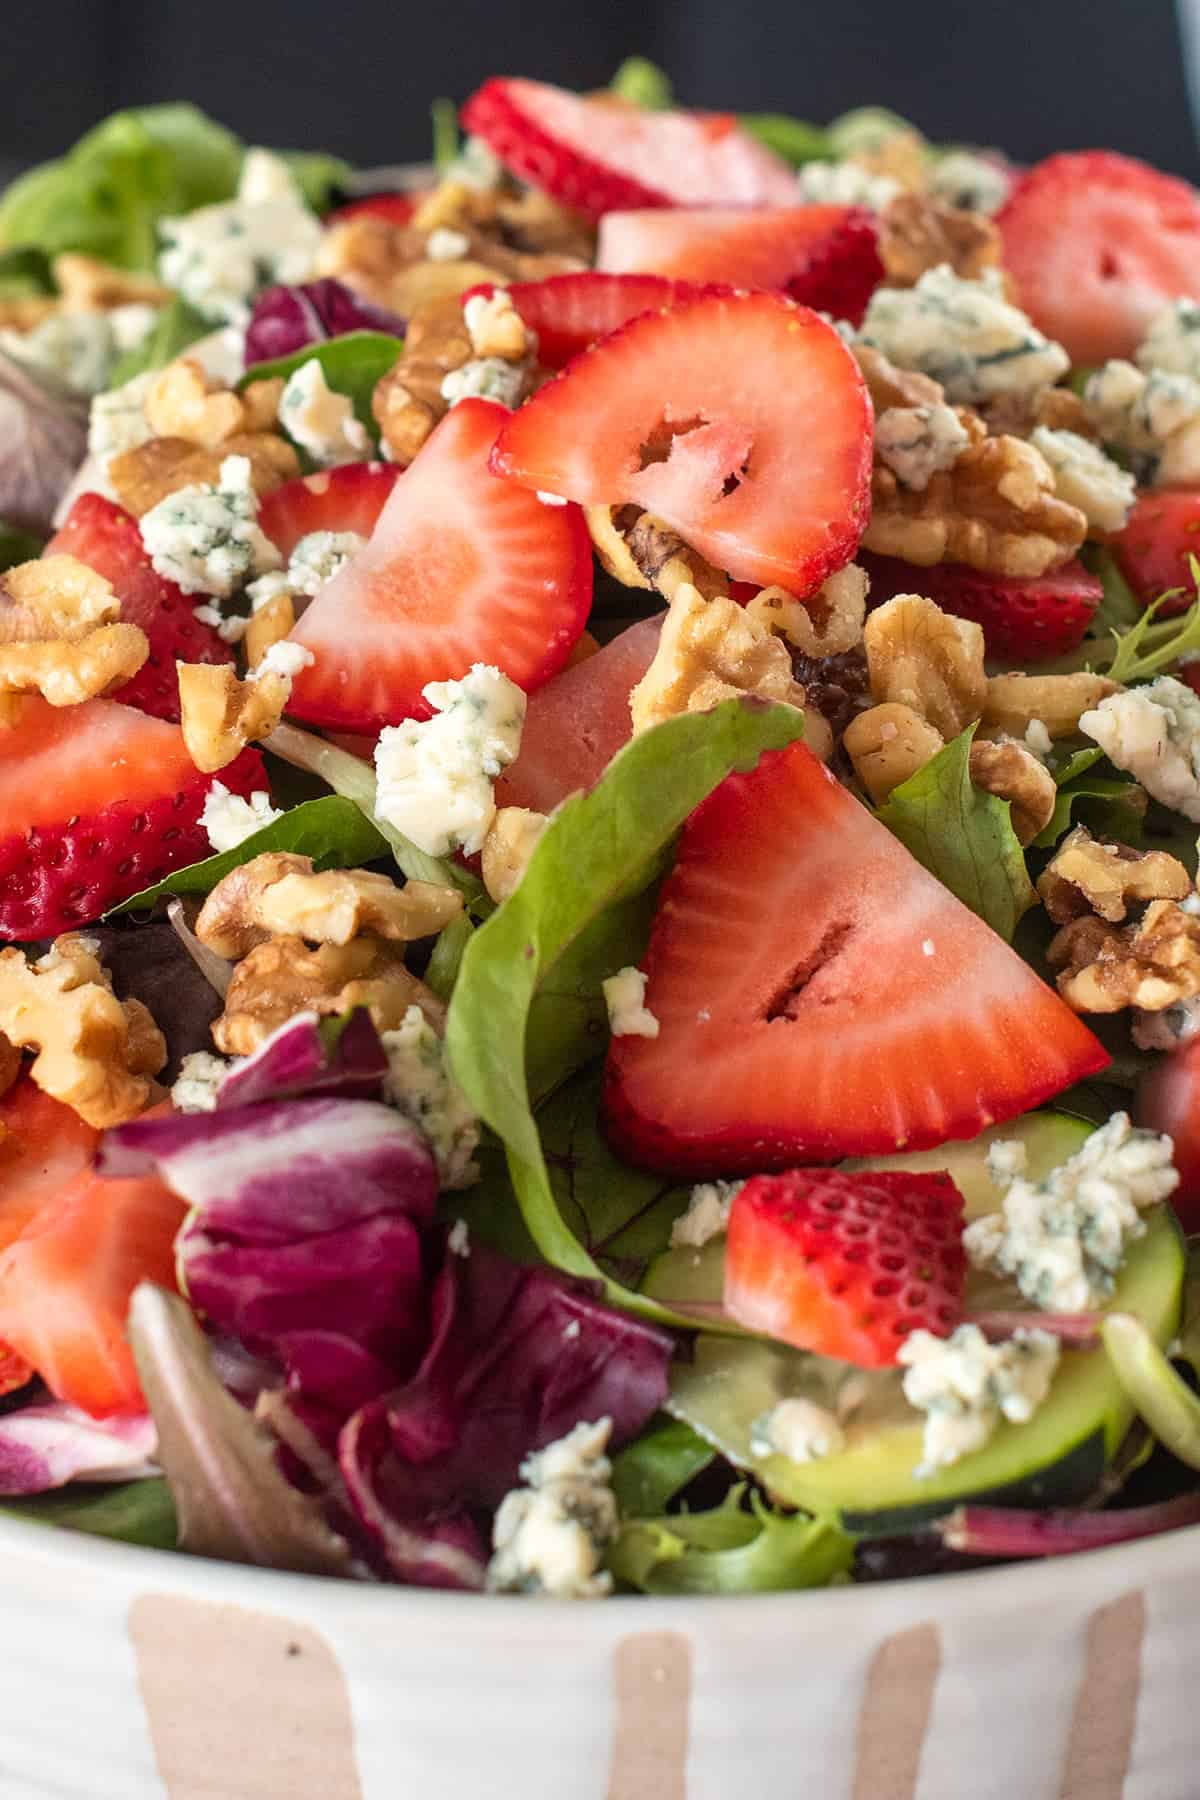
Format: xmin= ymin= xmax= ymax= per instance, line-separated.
xmin=4 ymin=64 xmax=1200 ymax=1600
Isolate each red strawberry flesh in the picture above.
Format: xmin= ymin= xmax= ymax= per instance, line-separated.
xmin=860 ymin=552 xmax=1102 ymax=661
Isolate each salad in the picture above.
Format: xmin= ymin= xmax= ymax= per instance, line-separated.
xmin=2 ymin=66 xmax=1200 ymax=1601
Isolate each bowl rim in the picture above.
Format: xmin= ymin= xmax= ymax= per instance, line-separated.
xmin=3 ymin=1507 xmax=1198 ymax=1633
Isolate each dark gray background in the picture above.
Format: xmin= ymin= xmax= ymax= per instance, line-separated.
xmin=4 ymin=0 xmax=1198 ymax=178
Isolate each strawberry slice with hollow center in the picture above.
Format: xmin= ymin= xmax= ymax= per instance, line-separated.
xmin=997 ymin=151 xmax=1200 ymax=366
xmin=257 ymin=460 xmax=400 ymax=560
xmin=725 ymin=1168 xmax=967 ymax=1367
xmin=492 ymin=291 xmax=872 ymax=596
xmin=466 ymin=273 xmax=696 ymax=371
xmin=602 ymin=740 xmax=1108 ymax=1177
xmin=460 ymin=77 xmax=799 ymax=218
xmin=596 ymin=206 xmax=883 ymax=324
xmin=286 ymin=398 xmax=593 ymax=731
xmin=46 ymin=492 xmax=233 ymax=723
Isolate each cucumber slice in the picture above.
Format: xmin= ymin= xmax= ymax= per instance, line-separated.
xmin=667 ymin=1209 xmax=1185 ymax=1534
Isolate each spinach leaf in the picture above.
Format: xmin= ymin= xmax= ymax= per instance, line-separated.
xmin=0 ymin=1477 xmax=177 ymax=1549
xmin=610 ymin=1416 xmax=715 ymax=1516
xmin=609 ymin=1489 xmax=852 ymax=1595
xmin=739 ymin=115 xmax=832 ymax=165
xmin=107 ymin=294 xmax=209 ymax=385
xmin=1033 ymin=747 xmax=1147 ymax=850
xmin=444 ymin=699 xmax=806 ymax=1312
xmin=609 ymin=57 xmax=674 ymax=110
xmin=424 ymin=912 xmax=473 ymax=1003
xmin=0 ymin=521 xmax=46 ymax=570
xmin=876 ymin=724 xmax=1036 ymax=940
xmin=278 ymin=151 xmax=353 ymax=214
xmin=112 ymin=795 xmax=389 ymax=914
xmin=238 ymin=331 xmax=404 ymax=438
xmin=1085 ymin=545 xmax=1143 ymax=637
xmin=0 ymin=246 xmax=54 ymax=300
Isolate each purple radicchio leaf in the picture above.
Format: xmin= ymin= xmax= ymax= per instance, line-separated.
xmin=339 ymin=1400 xmax=487 ymax=1590
xmin=334 ymin=1235 xmax=673 ymax=1582
xmin=244 ymin=279 xmax=405 ymax=366
xmin=0 ymin=1403 xmax=157 ymax=1496
xmin=217 ymin=1008 xmax=388 ymax=1110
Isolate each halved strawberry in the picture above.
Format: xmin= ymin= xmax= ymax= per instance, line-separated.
xmin=0 ymin=1081 xmax=99 ymax=1254
xmin=257 ymin=460 xmax=400 ymax=560
xmin=492 ymin=291 xmax=872 ymax=596
xmin=460 ymin=77 xmax=799 ymax=218
xmin=46 ymin=493 xmax=233 ymax=722
xmin=1112 ymin=488 xmax=1200 ymax=614
xmin=860 ymin=552 xmax=1103 ymax=661
xmin=286 ymin=398 xmax=592 ymax=731
xmin=0 ymin=696 xmax=266 ymax=939
xmin=0 ymin=1146 xmax=186 ymax=1416
xmin=602 ymin=740 xmax=1107 ymax=1175
xmin=724 ymin=1168 xmax=966 ymax=1367
xmin=466 ymin=273 xmax=693 ymax=370
xmin=596 ymin=207 xmax=883 ymax=325
xmin=997 ymin=152 xmax=1200 ymax=366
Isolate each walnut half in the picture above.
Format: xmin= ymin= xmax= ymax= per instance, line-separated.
xmin=213 ymin=936 xmax=445 ymax=1056
xmin=1048 ymin=900 xmax=1200 ymax=1014
xmin=1037 ymin=826 xmax=1191 ymax=924
xmin=196 ymin=854 xmax=462 ymax=959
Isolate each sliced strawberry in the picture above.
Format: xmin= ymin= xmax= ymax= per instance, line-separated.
xmin=492 ymin=291 xmax=872 ymax=596
xmin=467 ymin=273 xmax=692 ymax=370
xmin=460 ymin=77 xmax=799 ymax=218
xmin=325 ymin=193 xmax=421 ymax=228
xmin=1137 ymin=1039 xmax=1200 ymax=1232
xmin=724 ymin=1168 xmax=966 ymax=1367
xmin=0 ymin=1153 xmax=186 ymax=1417
xmin=603 ymin=740 xmax=1107 ymax=1175
xmin=997 ymin=152 xmax=1200 ymax=366
xmin=286 ymin=399 xmax=592 ymax=731
xmin=0 ymin=1080 xmax=99 ymax=1254
xmin=257 ymin=460 xmax=400 ymax=560
xmin=0 ymin=1345 xmax=31 ymax=1397
xmin=597 ymin=207 xmax=882 ymax=325
xmin=0 ymin=696 xmax=267 ymax=939
xmin=860 ymin=552 xmax=1103 ymax=661
xmin=47 ymin=493 xmax=233 ymax=722
xmin=1112 ymin=488 xmax=1200 ymax=615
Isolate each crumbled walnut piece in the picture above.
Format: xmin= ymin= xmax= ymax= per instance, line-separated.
xmin=316 ymin=214 xmax=508 ymax=315
xmin=980 ymin=386 xmax=1097 ymax=441
xmin=864 ymin=431 xmax=1088 ymax=577
xmin=854 ymin=343 xmax=951 ymax=414
xmin=747 ymin=563 xmax=869 ymax=658
xmin=51 ymin=253 xmax=169 ymax=312
xmin=213 ymin=935 xmax=445 ymax=1056
xmin=240 ymin=378 xmax=285 ymax=434
xmin=877 ymin=193 xmax=1002 ymax=287
xmin=583 ymin=506 xmax=728 ymax=600
xmin=372 ymin=294 xmax=473 ymax=465
xmin=0 ymin=935 xmax=164 ymax=1126
xmin=462 ymin=289 xmax=530 ymax=360
xmin=630 ymin=582 xmax=804 ymax=734
xmin=481 ymin=807 xmax=549 ymax=903
xmin=195 ymin=852 xmax=461 ymax=957
xmin=983 ymin=671 xmax=1120 ymax=738
xmin=0 ymin=1033 xmax=21 ymax=1098
xmin=409 ymin=176 xmax=594 ymax=263
xmin=0 ymin=295 xmax=58 ymax=332
xmin=243 ymin=592 xmax=295 ymax=667
xmin=0 ymin=622 xmax=147 ymax=707
xmin=146 ymin=358 xmax=245 ymax=448
xmin=178 ymin=662 xmax=292 ymax=773
xmin=863 ymin=593 xmax=987 ymax=738
xmin=109 ymin=432 xmax=299 ymax=516
xmin=843 ymin=701 xmax=944 ymax=801
xmin=968 ymin=737 xmax=1057 ymax=844
xmin=1048 ymin=900 xmax=1200 ymax=1013
xmin=4 ymin=555 xmax=118 ymax=638
xmin=1037 ymin=825 xmax=1190 ymax=923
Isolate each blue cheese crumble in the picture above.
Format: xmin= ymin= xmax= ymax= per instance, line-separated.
xmin=171 ymin=1050 xmax=234 ymax=1113
xmin=88 ymin=371 xmax=154 ymax=459
xmin=381 ymin=1003 xmax=480 ymax=1190
xmin=926 ymin=150 xmax=1012 ymax=216
xmin=796 ymin=159 xmax=901 ymax=212
xmin=749 ymin=1397 xmax=845 ymax=1464
xmin=602 ymin=966 xmax=660 ymax=1039
xmin=1080 ymin=677 xmax=1200 ymax=824
xmin=373 ymin=663 xmax=526 ymax=857
xmin=860 ymin=264 xmax=1069 ymax=404
xmin=246 ymin=529 xmax=365 ymax=611
xmin=278 ymin=361 xmax=370 ymax=467
xmin=139 ymin=453 xmax=282 ymax=597
xmin=158 ymin=149 xmax=321 ymax=327
xmin=487 ymin=1419 xmax=619 ymax=1598
xmin=1029 ymin=427 xmax=1137 ymax=533
xmin=1083 ymin=358 xmax=1200 ymax=488
xmin=899 ymin=1325 xmax=1060 ymax=1475
xmin=669 ymin=1179 xmax=744 ymax=1249
xmin=200 ymin=781 xmax=282 ymax=853
xmin=875 ymin=401 xmax=969 ymax=490
xmin=964 ymin=1112 xmax=1178 ymax=1311
xmin=1136 ymin=298 xmax=1200 ymax=383
xmin=2 ymin=311 xmax=122 ymax=396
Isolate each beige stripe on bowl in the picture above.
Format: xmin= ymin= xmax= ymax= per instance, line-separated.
xmin=1059 ymin=1591 xmax=1145 ymax=1800
xmin=852 ymin=1621 xmax=940 ymax=1800
xmin=608 ymin=1631 xmax=692 ymax=1800
xmin=128 ymin=1593 xmax=362 ymax=1799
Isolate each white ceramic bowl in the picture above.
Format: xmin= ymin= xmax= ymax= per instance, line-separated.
xmin=4 ymin=1514 xmax=1200 ymax=1796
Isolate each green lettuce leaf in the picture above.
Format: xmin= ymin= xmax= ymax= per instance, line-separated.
xmin=738 ymin=114 xmax=832 ymax=165
xmin=610 ymin=1416 xmax=715 ymax=1516
xmin=107 ymin=293 xmax=210 ymax=385
xmin=1033 ymin=746 xmax=1147 ymax=849
xmin=277 ymin=151 xmax=352 ymax=214
xmin=238 ymin=330 xmax=403 ymax=443
xmin=431 ymin=99 xmax=460 ymax=173
xmin=876 ymin=724 xmax=1036 ymax=940
xmin=444 ymin=700 xmax=806 ymax=1313
xmin=0 ymin=245 xmax=54 ymax=299
xmin=608 ymin=1488 xmax=852 ymax=1595
xmin=111 ymin=795 xmax=389 ymax=914
xmin=424 ymin=912 xmax=474 ymax=1003
xmin=609 ymin=57 xmax=674 ymax=110
xmin=0 ymin=1477 xmax=177 ymax=1549
xmin=1085 ymin=545 xmax=1143 ymax=637
xmin=0 ymin=520 xmax=45 ymax=570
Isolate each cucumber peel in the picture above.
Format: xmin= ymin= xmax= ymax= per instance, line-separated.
xmin=1102 ymin=1310 xmax=1200 ymax=1470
